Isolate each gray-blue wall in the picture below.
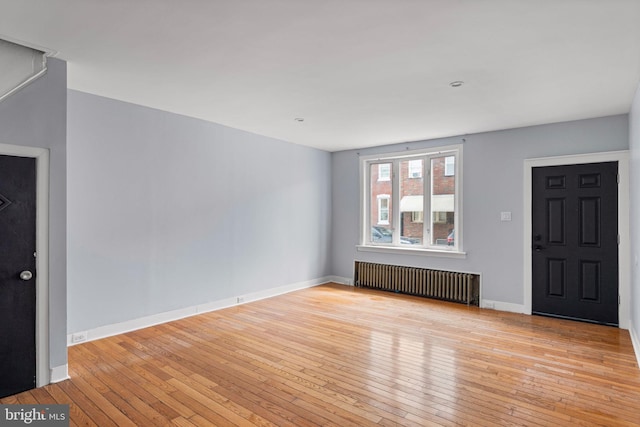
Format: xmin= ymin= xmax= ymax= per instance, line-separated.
xmin=331 ymin=115 xmax=629 ymax=306
xmin=0 ymin=58 xmax=67 ymax=370
xmin=630 ymin=83 xmax=640 ymax=340
xmin=67 ymin=90 xmax=332 ymax=333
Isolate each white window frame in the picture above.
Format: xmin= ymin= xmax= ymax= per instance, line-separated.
xmin=377 ymin=194 xmax=390 ymax=225
xmin=433 ymin=211 xmax=447 ymax=223
xmin=408 ymin=159 xmax=422 ymax=178
xmin=359 ymin=144 xmax=465 ymax=258
xmin=378 ymin=163 xmax=391 ymax=181
xmin=445 ymin=156 xmax=455 ymax=176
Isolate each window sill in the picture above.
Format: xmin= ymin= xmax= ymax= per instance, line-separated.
xmin=356 ymin=245 xmax=467 ymax=259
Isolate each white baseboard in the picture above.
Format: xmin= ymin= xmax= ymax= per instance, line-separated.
xmin=67 ymin=276 xmax=333 ymax=346
xmin=481 ymin=299 xmax=526 ymax=314
xmin=50 ymin=364 xmax=70 ymax=383
xmin=630 ymin=324 xmax=640 ymax=368
xmin=326 ymin=275 xmax=353 ymax=286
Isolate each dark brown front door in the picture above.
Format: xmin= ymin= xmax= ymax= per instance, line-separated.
xmin=532 ymin=162 xmax=618 ymax=326
xmin=0 ymin=154 xmax=37 ymax=398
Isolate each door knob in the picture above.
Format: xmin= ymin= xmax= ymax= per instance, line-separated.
xmin=534 ymin=245 xmax=544 ymax=252
xmin=19 ymin=270 xmax=33 ymax=281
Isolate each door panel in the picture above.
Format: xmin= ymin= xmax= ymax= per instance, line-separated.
xmin=532 ymin=162 xmax=618 ymax=326
xmin=546 ymin=198 xmax=565 ymax=244
xmin=0 ymin=154 xmax=37 ymax=398
xmin=580 ymin=261 xmax=600 ymax=301
xmin=579 ymin=197 xmax=600 ymax=245
xmin=547 ymin=258 xmax=566 ymax=297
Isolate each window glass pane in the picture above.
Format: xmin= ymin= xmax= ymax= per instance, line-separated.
xmin=370 ymin=163 xmax=393 ymax=243
xmin=399 ymin=159 xmax=423 ymax=245
xmin=431 ymin=156 xmax=455 ymax=246
xmin=378 ymin=163 xmax=391 ymax=181
xmin=378 ymin=196 xmax=389 ymax=223
xmin=445 ymin=156 xmax=455 ymax=176
xmin=408 ymin=159 xmax=422 ymax=178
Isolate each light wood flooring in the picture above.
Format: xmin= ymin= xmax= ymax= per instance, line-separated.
xmin=3 ymin=283 xmax=640 ymax=426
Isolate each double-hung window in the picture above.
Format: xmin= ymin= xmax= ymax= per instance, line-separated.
xmin=360 ymin=145 xmax=462 ymax=253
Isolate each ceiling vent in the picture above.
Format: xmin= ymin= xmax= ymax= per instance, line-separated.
xmin=0 ymin=38 xmax=47 ymax=103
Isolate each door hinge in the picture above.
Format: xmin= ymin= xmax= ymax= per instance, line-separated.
xmin=619 ymin=295 xmax=621 ymax=305
xmin=617 ymin=234 xmax=620 ymax=245
xmin=617 ymin=174 xmax=620 ymax=184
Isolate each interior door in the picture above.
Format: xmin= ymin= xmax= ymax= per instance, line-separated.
xmin=0 ymin=154 xmax=37 ymax=398
xmin=531 ymin=162 xmax=618 ymax=326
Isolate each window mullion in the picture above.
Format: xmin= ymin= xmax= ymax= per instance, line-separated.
xmin=392 ymin=160 xmax=400 ymax=245
xmin=423 ymin=155 xmax=431 ymax=247
xmin=365 ymin=164 xmax=371 ymax=245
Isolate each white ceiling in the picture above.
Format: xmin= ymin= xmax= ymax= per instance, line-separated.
xmin=1 ymin=0 xmax=640 ymax=152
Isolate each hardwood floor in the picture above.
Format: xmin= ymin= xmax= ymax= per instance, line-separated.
xmin=3 ymin=283 xmax=640 ymax=426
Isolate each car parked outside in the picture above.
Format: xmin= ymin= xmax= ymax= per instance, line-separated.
xmin=372 ymin=226 xmax=420 ymax=245
xmin=371 ymin=226 xmax=392 ymax=243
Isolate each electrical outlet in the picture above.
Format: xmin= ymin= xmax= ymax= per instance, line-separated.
xmin=500 ymin=211 xmax=512 ymax=221
xmin=236 ymin=296 xmax=245 ymax=304
xmin=71 ymin=331 xmax=88 ymax=344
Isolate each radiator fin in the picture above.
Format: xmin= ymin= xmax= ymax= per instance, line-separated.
xmin=354 ymin=262 xmax=479 ymax=306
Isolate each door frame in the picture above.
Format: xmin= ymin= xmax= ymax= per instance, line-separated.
xmin=523 ymin=150 xmax=630 ymax=329
xmin=0 ymin=142 xmax=50 ymax=386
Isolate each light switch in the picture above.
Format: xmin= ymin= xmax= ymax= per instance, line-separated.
xmin=500 ymin=211 xmax=512 ymax=221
